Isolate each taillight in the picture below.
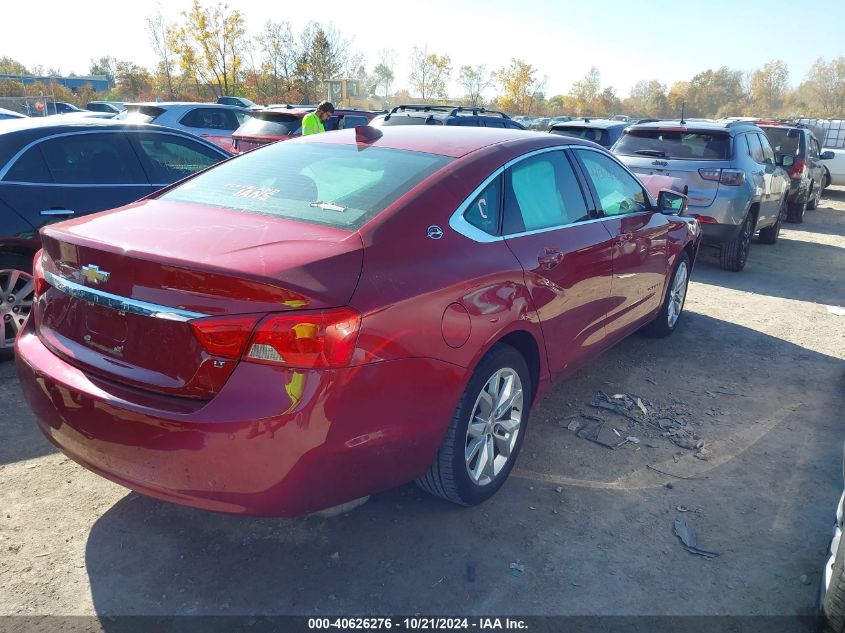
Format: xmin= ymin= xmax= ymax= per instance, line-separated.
xmin=698 ymin=168 xmax=744 ymax=186
xmin=246 ymin=308 xmax=361 ymax=369
xmin=190 ymin=315 xmax=261 ymax=359
xmin=790 ymin=159 xmax=806 ymax=180
xmin=33 ymin=250 xmax=48 ymax=298
xmin=690 ymin=214 xmax=718 ymax=224
xmin=189 ymin=308 xmax=362 ymax=369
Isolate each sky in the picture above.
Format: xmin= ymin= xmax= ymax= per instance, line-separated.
xmin=4 ymin=0 xmax=845 ymax=99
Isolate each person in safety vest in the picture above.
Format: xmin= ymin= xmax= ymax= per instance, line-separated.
xmin=301 ymin=101 xmax=335 ymax=136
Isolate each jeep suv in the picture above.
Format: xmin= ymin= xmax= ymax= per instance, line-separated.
xmin=612 ymin=120 xmax=790 ymax=271
xmin=370 ymin=105 xmax=526 ymax=129
xmin=756 ymin=121 xmax=829 ymax=223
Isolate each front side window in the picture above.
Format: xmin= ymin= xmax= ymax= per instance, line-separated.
xmin=503 ymin=151 xmax=589 ymax=234
xmin=38 ymin=133 xmax=146 ymax=184
xmin=577 ymin=149 xmax=649 ymax=217
xmin=464 ymin=175 xmax=502 ymax=235
xmin=758 ymin=133 xmax=775 ymax=164
xmin=134 ymin=133 xmax=223 ymax=184
xmin=158 ymin=142 xmax=452 ymax=230
xmin=746 ymin=133 xmax=765 ymax=164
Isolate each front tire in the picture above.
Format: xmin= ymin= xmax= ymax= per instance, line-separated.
xmin=823 ymin=532 xmax=845 ymax=632
xmin=417 ymin=344 xmax=531 ymax=506
xmin=0 ymin=254 xmax=35 ymax=361
xmin=642 ymin=251 xmax=690 ymax=338
xmin=808 ymin=183 xmax=820 ymax=211
xmin=720 ymin=213 xmax=755 ymax=272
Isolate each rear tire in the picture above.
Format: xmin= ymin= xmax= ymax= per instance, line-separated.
xmin=417 ymin=344 xmax=531 ymax=506
xmin=642 ymin=251 xmax=690 ymax=338
xmin=719 ymin=212 xmax=755 ymax=272
xmin=787 ymin=196 xmax=807 ymax=223
xmin=0 ymin=253 xmax=35 ymax=361
xmin=823 ymin=533 xmax=845 ymax=632
xmin=758 ymin=198 xmax=786 ymax=245
xmin=808 ymin=183 xmax=819 ymax=210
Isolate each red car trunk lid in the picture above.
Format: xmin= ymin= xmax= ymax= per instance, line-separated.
xmin=36 ymin=199 xmax=363 ymax=399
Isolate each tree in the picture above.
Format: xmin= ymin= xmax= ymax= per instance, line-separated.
xmin=372 ymin=62 xmax=394 ymax=100
xmin=750 ymin=60 xmax=789 ymax=116
xmin=0 ymin=57 xmax=28 ymax=75
xmin=89 ymin=56 xmax=118 ymax=86
xmin=801 ymin=57 xmax=845 ymax=117
xmin=297 ymin=22 xmax=348 ymax=102
xmin=496 ymin=58 xmax=543 ymax=114
xmin=569 ymin=67 xmax=601 ymax=114
xmin=147 ymin=10 xmax=177 ymax=99
xmin=408 ymin=46 xmax=451 ymax=101
xmin=256 ymin=20 xmax=299 ymax=100
xmin=623 ymin=80 xmax=668 ymax=117
xmin=115 ymin=61 xmax=153 ymax=100
xmin=177 ymin=0 xmax=247 ymax=97
xmin=458 ymin=65 xmax=492 ymax=106
xmin=684 ymin=67 xmax=746 ymax=118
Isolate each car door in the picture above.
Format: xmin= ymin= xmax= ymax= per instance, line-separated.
xmin=807 ymin=134 xmax=824 ymax=192
xmin=128 ymin=131 xmax=227 ymax=187
xmin=572 ymin=147 xmax=671 ymax=340
xmin=744 ymin=133 xmax=773 ymax=221
xmin=500 ymin=149 xmax=615 ymax=377
xmin=0 ymin=131 xmax=152 ymax=231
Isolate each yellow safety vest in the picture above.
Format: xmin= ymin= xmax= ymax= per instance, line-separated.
xmin=301 ymin=112 xmax=325 ymax=136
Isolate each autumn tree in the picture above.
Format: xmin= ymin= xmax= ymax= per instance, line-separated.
xmin=0 ymin=57 xmax=28 ymax=75
xmin=89 ymin=57 xmax=118 ymax=86
xmin=683 ymin=67 xmax=746 ymax=118
xmin=115 ymin=61 xmax=153 ymax=100
xmin=800 ymin=57 xmax=845 ymax=117
xmin=256 ymin=20 xmax=299 ymax=100
xmin=568 ymin=67 xmax=602 ymax=114
xmin=623 ymin=80 xmax=668 ymax=118
xmin=175 ymin=0 xmax=247 ymax=97
xmin=496 ymin=58 xmax=543 ymax=114
xmin=408 ymin=46 xmax=451 ymax=101
xmin=749 ymin=60 xmax=789 ymax=116
xmin=147 ymin=10 xmax=178 ymax=99
xmin=458 ymin=65 xmax=492 ymax=106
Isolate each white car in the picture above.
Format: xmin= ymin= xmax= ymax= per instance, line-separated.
xmin=822 ymin=149 xmax=845 ymax=187
xmin=115 ymin=102 xmax=252 ymax=153
xmin=0 ymin=107 xmax=26 ymax=121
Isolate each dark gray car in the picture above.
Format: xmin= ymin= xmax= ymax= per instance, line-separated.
xmin=613 ymin=120 xmax=790 ymax=271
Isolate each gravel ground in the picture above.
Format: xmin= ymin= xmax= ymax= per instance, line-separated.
xmin=1 ymin=188 xmax=844 ymax=622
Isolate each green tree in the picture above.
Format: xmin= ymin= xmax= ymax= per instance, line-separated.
xmin=115 ymin=61 xmax=153 ymax=100
xmin=89 ymin=56 xmax=118 ymax=86
xmin=408 ymin=46 xmax=451 ymax=101
xmin=0 ymin=57 xmax=28 ymax=75
xmin=297 ymin=22 xmax=348 ymax=102
xmin=569 ymin=67 xmax=601 ymax=114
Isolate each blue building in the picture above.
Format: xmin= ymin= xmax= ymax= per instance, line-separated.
xmin=0 ymin=73 xmax=109 ymax=93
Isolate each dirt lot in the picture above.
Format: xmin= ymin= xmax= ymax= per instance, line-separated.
xmin=1 ymin=190 xmax=844 ymax=621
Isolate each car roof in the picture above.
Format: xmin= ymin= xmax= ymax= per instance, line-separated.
xmin=625 ymin=119 xmax=757 ymax=134
xmin=552 ymin=119 xmax=626 ymax=130
xmin=125 ymin=102 xmax=245 ymax=110
xmin=291 ymin=125 xmax=600 ymax=158
xmin=0 ymin=119 xmax=222 ymax=165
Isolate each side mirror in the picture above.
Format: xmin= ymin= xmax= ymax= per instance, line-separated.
xmin=777 ymin=154 xmax=795 ymax=168
xmin=657 ymin=189 xmax=687 ymax=215
xmin=821 ymin=150 xmax=835 ymax=160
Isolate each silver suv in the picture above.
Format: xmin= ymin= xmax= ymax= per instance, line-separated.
xmin=613 ymin=120 xmax=790 ymax=271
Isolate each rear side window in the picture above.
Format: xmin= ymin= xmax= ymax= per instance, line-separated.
xmin=464 ymin=174 xmax=502 ymax=235
xmin=378 ymin=116 xmax=443 ymax=126
xmin=577 ymin=149 xmax=649 ymax=217
xmin=4 ymin=146 xmax=53 ymax=183
xmin=133 ymin=133 xmax=223 ymax=184
xmin=483 ymin=120 xmax=506 ymax=128
xmin=758 ymin=134 xmax=775 ymax=164
xmin=236 ymin=114 xmax=301 ymax=137
xmin=115 ymin=105 xmax=164 ymax=124
xmin=551 ymin=126 xmax=610 ymax=147
xmin=38 ymin=133 xmax=147 ymax=184
xmin=158 ymin=142 xmax=453 ymax=230
xmin=746 ymin=133 xmax=765 ymax=164
xmin=503 ymin=151 xmax=589 ymax=234
xmin=180 ymin=108 xmax=239 ymax=131
xmin=340 ymin=115 xmax=370 ymax=129
xmin=615 ymin=129 xmax=730 ymax=160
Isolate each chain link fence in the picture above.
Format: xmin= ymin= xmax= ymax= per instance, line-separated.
xmin=0 ymin=96 xmax=57 ymax=117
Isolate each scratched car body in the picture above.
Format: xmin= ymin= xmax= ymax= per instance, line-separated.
xmin=16 ymin=126 xmax=701 ymax=516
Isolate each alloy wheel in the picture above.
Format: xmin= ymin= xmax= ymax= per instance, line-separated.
xmin=667 ymin=261 xmax=689 ymax=328
xmin=0 ymin=268 xmax=34 ymax=350
xmin=465 ymin=368 xmax=523 ymax=486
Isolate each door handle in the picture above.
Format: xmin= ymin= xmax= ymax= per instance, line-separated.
xmin=538 ymin=247 xmax=564 ymax=270
xmin=40 ymin=209 xmax=75 ymax=217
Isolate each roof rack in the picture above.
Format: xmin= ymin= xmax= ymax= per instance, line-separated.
xmin=635 ymin=118 xmax=659 ymax=124
xmin=389 ymin=104 xmax=454 ymax=114
xmin=385 ymin=104 xmax=512 ymax=120
xmin=452 ymin=106 xmax=511 ymax=119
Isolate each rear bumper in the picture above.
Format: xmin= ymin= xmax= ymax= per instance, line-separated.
xmin=15 ymin=321 xmax=464 ymax=516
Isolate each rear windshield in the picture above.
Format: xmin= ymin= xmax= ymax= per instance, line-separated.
xmin=158 ymin=142 xmax=453 ymax=230
xmin=614 ymin=129 xmax=730 ymax=160
xmin=377 ymin=115 xmax=444 ymax=126
xmin=114 ymin=105 xmax=165 ymax=124
xmin=236 ymin=113 xmax=301 ymax=137
xmin=550 ymin=126 xmax=610 ymax=147
xmin=759 ymin=127 xmax=804 ymax=157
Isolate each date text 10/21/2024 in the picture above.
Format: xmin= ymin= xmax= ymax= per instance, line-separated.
xmin=307 ymin=618 xmax=529 ymax=630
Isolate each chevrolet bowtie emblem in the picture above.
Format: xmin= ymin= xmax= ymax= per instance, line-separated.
xmin=81 ymin=265 xmax=110 ymax=285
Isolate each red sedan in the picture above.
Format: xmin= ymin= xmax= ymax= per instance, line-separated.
xmin=16 ymin=126 xmax=701 ymax=516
